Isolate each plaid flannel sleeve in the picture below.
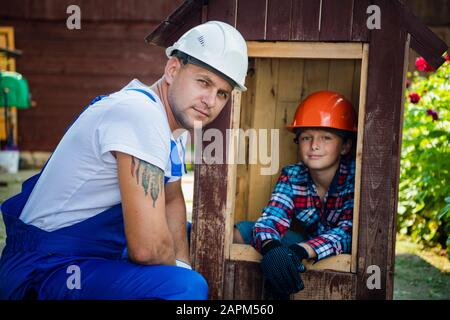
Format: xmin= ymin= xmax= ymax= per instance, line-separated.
xmin=252 ymin=168 xmax=295 ymax=252
xmin=306 ymin=196 xmax=353 ymax=261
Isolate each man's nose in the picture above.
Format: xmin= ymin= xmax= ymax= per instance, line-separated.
xmin=202 ymin=90 xmax=216 ymax=108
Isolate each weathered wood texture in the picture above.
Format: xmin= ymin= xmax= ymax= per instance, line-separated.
xmin=224 ymin=260 xmax=356 ymax=300
xmin=149 ymin=0 xmax=375 ymax=43
xmin=206 ymin=0 xmax=236 ymax=26
xmin=292 ymin=270 xmax=357 ymax=300
xmin=236 ymin=0 xmax=266 ymax=40
xmin=145 ymin=0 xmax=203 ymax=47
xmin=190 ymin=94 xmax=235 ymax=300
xmin=355 ymin=0 xmax=410 ymax=299
xmin=191 ymin=163 xmax=229 ymax=299
xmin=223 ymin=261 xmax=264 ymax=300
xmin=1 ymin=0 xmax=184 ymax=21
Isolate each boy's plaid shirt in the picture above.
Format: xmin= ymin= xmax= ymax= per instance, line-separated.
xmin=252 ymin=157 xmax=355 ymax=261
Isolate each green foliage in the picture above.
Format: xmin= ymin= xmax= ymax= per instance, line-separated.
xmin=398 ymin=58 xmax=450 ymax=258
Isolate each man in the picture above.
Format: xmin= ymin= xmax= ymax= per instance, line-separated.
xmin=0 ymin=21 xmax=248 ymax=300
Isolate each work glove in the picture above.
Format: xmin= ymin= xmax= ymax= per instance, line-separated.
xmin=260 ymin=240 xmax=307 ymax=299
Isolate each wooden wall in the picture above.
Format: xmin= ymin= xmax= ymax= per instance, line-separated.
xmin=1 ymin=0 xmax=183 ymax=151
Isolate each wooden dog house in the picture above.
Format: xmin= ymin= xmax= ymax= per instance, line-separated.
xmin=146 ymin=0 xmax=448 ymax=299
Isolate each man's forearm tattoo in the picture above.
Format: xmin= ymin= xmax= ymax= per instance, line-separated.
xmin=131 ymin=156 xmax=164 ymax=208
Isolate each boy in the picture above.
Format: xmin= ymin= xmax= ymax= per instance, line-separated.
xmin=234 ymin=91 xmax=357 ymax=298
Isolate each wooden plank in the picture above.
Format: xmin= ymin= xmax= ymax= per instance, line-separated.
xmin=327 ymin=59 xmax=355 ymax=100
xmin=236 ymin=0 xmax=267 ymax=40
xmin=229 ymin=260 xmax=356 ymax=299
xmin=191 ymin=163 xmax=229 ymax=300
xmin=230 ymin=244 xmax=352 ymax=272
xmin=292 ymin=270 xmax=356 ymax=300
xmin=351 ymin=43 xmax=369 ymax=273
xmin=159 ymin=7 xmax=203 ymax=48
xmin=246 ymin=58 xmax=279 ymax=221
xmin=355 ymin=0 xmax=410 ymax=299
xmin=234 ymin=59 xmax=256 ymax=223
xmin=396 ymin=1 xmax=448 ymax=69
xmin=351 ymin=60 xmax=362 ymax=116
xmin=351 ymin=0 xmax=371 ymax=41
xmin=410 ymin=37 xmax=447 ymax=70
xmin=207 ymin=0 xmax=237 ymax=26
xmin=319 ymin=0 xmax=354 ymax=41
xmin=386 ymin=34 xmax=410 ymax=300
xmin=233 ymin=260 xmax=264 ymax=299
xmin=407 ymin=26 xmax=450 ymax=73
xmin=266 ymin=0 xmax=292 ymax=40
xmin=225 ymin=90 xmax=242 ymax=257
xmin=222 ymin=260 xmax=236 ymax=299
xmin=247 ymin=41 xmax=364 ymax=59
xmin=301 ymin=59 xmax=330 ymax=100
xmin=290 ymin=0 xmax=321 ymax=41
xmin=272 ymin=58 xmax=305 ymax=186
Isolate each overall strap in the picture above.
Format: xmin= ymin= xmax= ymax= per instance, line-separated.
xmin=125 ymin=88 xmax=156 ymax=102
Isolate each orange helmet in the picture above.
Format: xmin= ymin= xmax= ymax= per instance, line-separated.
xmin=287 ymin=91 xmax=357 ymax=132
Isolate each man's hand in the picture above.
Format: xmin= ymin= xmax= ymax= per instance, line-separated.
xmin=260 ymin=240 xmax=307 ymax=299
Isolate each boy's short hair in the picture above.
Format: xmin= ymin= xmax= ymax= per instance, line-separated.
xmin=293 ymin=127 xmax=356 ymax=145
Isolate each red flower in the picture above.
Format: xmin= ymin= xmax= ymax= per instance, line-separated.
xmin=415 ymin=57 xmax=435 ymax=72
xmin=426 ymin=109 xmax=439 ymax=121
xmin=445 ymin=54 xmax=450 ymax=61
xmin=406 ymin=79 xmax=411 ymax=88
xmin=409 ymin=92 xmax=420 ymax=104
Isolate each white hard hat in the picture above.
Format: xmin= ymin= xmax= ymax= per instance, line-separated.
xmin=166 ymin=21 xmax=248 ymax=91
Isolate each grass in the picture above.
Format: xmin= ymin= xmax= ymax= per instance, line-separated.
xmin=394 ymin=235 xmax=449 ymax=299
xmin=0 ymin=170 xmax=41 ymax=251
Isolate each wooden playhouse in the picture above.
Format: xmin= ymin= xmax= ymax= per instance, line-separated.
xmin=146 ymin=0 xmax=448 ymax=299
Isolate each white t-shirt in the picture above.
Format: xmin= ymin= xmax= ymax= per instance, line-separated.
xmin=20 ymin=79 xmax=187 ymax=232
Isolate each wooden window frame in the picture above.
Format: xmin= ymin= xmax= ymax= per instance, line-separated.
xmin=224 ymin=41 xmax=369 ymax=273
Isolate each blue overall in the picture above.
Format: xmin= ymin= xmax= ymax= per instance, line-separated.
xmin=0 ymin=90 xmax=207 ymax=300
